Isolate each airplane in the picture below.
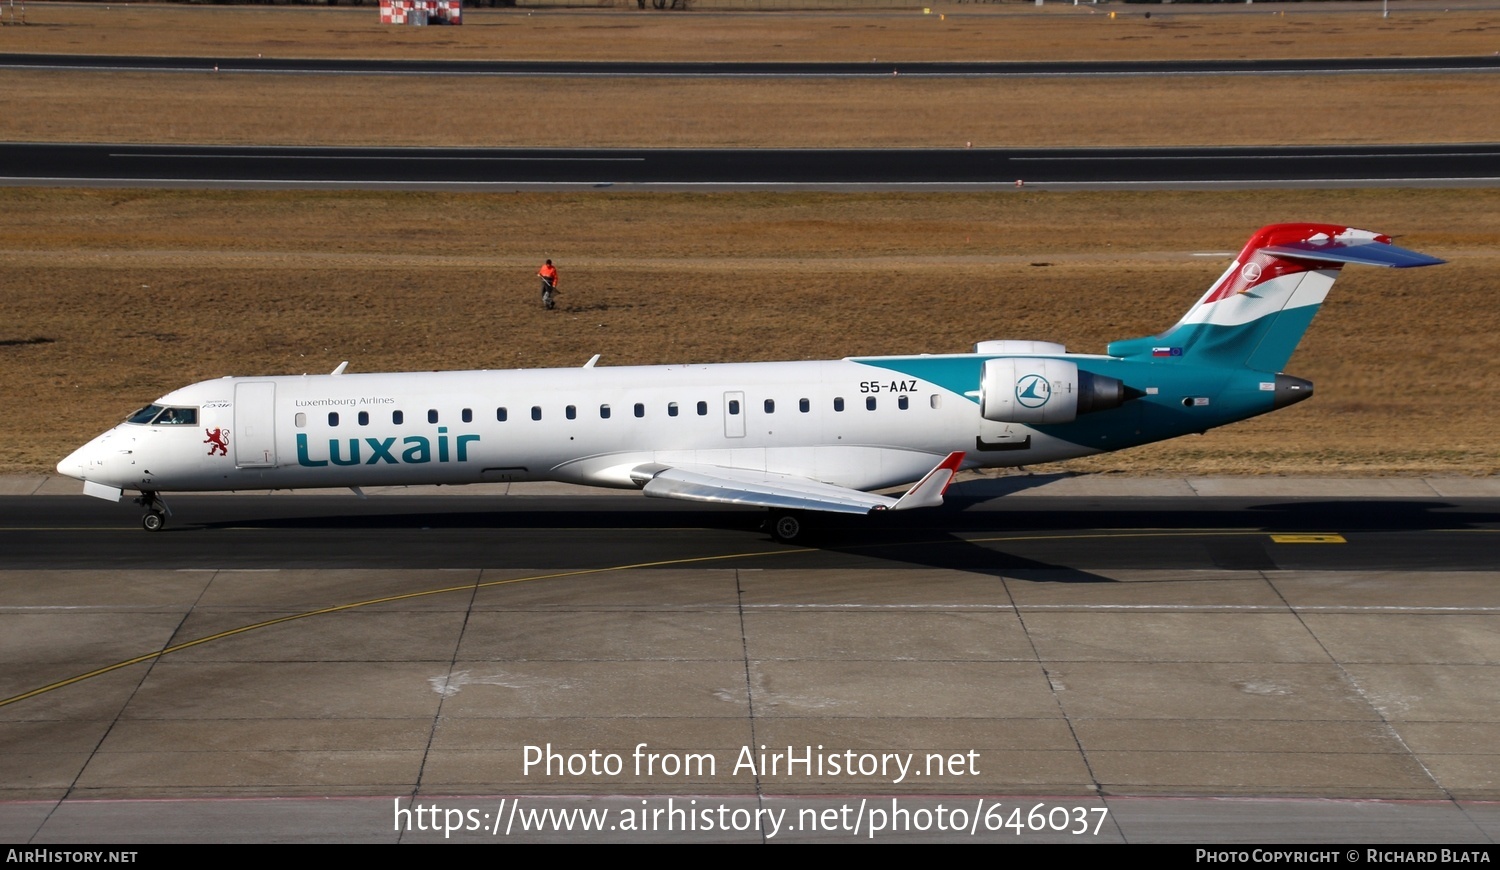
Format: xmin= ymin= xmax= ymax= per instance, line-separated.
xmin=56 ymin=223 xmax=1443 ymax=541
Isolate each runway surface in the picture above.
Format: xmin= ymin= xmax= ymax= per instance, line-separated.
xmin=3 ymin=486 xmax=1498 ymax=842
xmin=5 ymin=142 xmax=1498 ymax=190
xmin=2 ymin=493 xmax=1498 ymax=572
xmin=7 ymin=53 xmax=1500 ymax=77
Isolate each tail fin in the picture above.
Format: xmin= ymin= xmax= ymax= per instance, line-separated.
xmin=1107 ymin=223 xmax=1444 ymax=371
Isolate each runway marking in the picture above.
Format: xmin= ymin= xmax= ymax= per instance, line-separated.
xmin=10 ymin=177 xmax=1500 ymax=191
xmin=1014 ymin=150 xmax=1500 ymax=161
xmin=112 ymin=154 xmax=648 ymax=163
xmin=1270 ymin=533 xmax=1347 ymax=543
xmin=738 ymin=604 xmax=1500 ymax=612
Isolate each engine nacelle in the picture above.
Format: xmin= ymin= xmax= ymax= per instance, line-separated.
xmin=980 ymin=358 xmax=1130 ymax=425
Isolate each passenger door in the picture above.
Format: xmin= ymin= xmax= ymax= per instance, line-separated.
xmin=233 ymin=381 xmax=277 ymax=467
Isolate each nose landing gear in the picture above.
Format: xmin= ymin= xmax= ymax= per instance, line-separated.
xmin=133 ymin=491 xmax=170 ymax=532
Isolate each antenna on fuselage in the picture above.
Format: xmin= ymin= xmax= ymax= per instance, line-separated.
xmin=330 ymin=361 xmax=349 ymax=376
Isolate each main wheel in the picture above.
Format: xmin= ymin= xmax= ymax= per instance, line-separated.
xmin=142 ymin=511 xmax=166 ymax=532
xmin=769 ymin=511 xmax=804 ymax=544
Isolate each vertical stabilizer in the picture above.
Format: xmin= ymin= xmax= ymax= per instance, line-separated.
xmin=1107 ymin=223 xmax=1443 ymax=371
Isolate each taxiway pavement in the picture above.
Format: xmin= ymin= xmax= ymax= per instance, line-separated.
xmin=2 ymin=476 xmax=1497 ymax=842
xmin=4 ymin=143 xmax=1497 ymax=191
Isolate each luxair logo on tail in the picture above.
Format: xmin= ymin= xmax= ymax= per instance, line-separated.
xmin=1015 ymin=374 xmax=1052 ymax=408
xmin=296 ymin=427 xmax=480 ymax=467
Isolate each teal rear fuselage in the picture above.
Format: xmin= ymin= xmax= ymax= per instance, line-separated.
xmin=856 ymin=354 xmax=1288 ymax=454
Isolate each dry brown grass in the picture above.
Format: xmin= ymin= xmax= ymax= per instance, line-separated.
xmin=4 ymin=3 xmax=1499 ymax=147
xmin=3 ymin=186 xmax=1497 ymax=475
xmin=2 ymin=5 xmax=1497 ymax=477
xmin=3 ymin=3 xmax=1499 ymax=62
xmin=6 ymin=69 xmax=1497 ymax=147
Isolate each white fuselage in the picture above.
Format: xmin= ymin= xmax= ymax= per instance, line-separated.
xmin=58 ymin=357 xmax=1098 ymax=496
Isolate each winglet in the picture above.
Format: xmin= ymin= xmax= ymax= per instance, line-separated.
xmin=887 ymin=452 xmax=965 ymax=512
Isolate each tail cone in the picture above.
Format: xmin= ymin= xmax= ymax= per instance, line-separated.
xmin=1273 ymin=374 xmax=1314 ymax=409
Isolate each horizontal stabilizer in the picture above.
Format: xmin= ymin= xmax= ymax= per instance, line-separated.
xmin=1260 ymin=241 xmax=1445 ymax=269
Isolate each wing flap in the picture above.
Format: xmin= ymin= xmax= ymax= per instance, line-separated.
xmin=633 ymin=452 xmax=965 ymax=516
xmin=638 ymin=465 xmax=894 ymax=514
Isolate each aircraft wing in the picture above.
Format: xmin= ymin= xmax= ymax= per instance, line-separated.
xmin=630 ymin=452 xmax=965 ymax=515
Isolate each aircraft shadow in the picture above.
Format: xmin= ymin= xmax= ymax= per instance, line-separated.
xmin=163 ymin=494 xmax=1499 ymax=580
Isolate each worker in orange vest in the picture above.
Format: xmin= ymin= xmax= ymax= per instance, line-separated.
xmin=538 ymin=259 xmax=559 ymax=310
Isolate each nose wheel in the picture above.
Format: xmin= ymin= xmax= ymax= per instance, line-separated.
xmin=134 ymin=491 xmax=169 ymax=532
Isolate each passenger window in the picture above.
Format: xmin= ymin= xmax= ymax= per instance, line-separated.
xmin=866 ymin=396 xmax=877 ymax=411
xmin=600 ymin=404 xmax=611 ymax=419
xmin=496 ymin=407 xmax=507 ymax=422
xmin=358 ymin=411 xmax=369 ymax=426
xmin=566 ymin=405 xmax=577 ymax=420
xmin=328 ymin=412 xmax=339 ymax=426
xmin=930 ymin=394 xmax=942 ymax=409
xmin=428 ymin=409 xmax=439 ymax=424
xmin=531 ymin=406 xmax=542 ymax=421
xmin=799 ymin=398 xmax=810 ymax=413
xmin=728 ymin=400 xmax=741 ymax=415
xmin=462 ymin=408 xmax=473 ymax=423
xmin=899 ymin=395 xmax=909 ymax=410
xmin=634 ymin=403 xmax=645 ymax=418
xmin=764 ymin=399 xmax=775 ymax=414
xmin=295 ymin=412 xmax=307 ymax=428
xmin=668 ymin=402 xmax=679 ymax=417
xmin=394 ymin=410 xmax=404 ymax=425
xmin=834 ymin=397 xmax=845 ymax=412
xmin=697 ymin=401 xmax=708 ymax=416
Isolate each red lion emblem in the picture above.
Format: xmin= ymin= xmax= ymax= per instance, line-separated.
xmin=204 ymin=427 xmax=230 ymax=457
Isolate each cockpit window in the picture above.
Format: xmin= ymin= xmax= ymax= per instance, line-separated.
xmin=154 ymin=407 xmax=197 ymax=425
xmin=126 ymin=405 xmax=198 ymax=426
xmin=126 ymin=404 xmax=164 ymax=424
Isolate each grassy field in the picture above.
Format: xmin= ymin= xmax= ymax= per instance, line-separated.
xmin=4 ymin=187 xmax=1496 ymax=476
xmin=7 ymin=69 xmax=1496 ymax=148
xmin=4 ymin=3 xmax=1500 ymax=62
xmin=3 ymin=4 xmax=1498 ymax=147
xmin=2 ymin=4 xmax=1497 ymax=476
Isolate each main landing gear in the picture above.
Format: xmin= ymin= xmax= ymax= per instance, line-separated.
xmin=134 ymin=491 xmax=169 ymax=532
xmin=766 ymin=510 xmax=805 ymax=544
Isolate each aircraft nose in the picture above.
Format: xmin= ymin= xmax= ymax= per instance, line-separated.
xmin=56 ymin=446 xmax=88 ymax=481
xmin=57 ymin=429 xmax=114 ymax=482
